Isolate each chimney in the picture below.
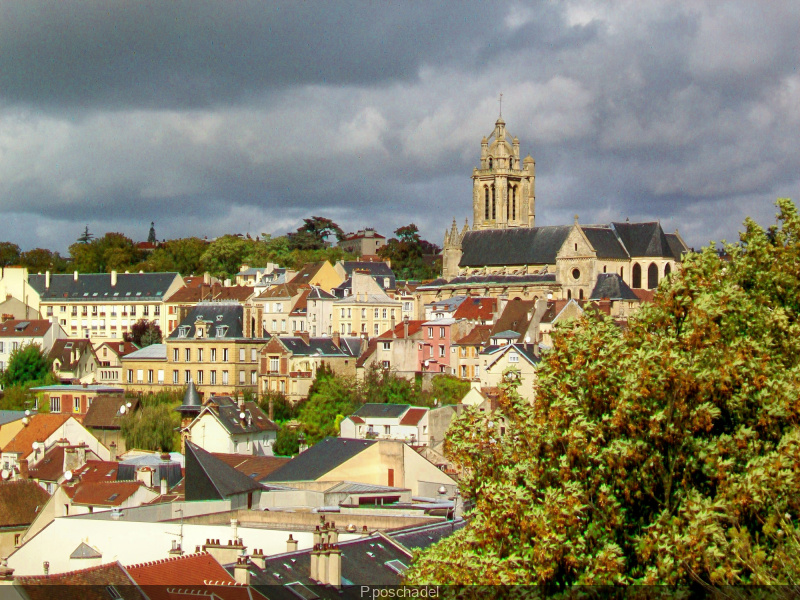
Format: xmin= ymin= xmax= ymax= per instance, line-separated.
xmin=76 ymin=444 xmax=86 ymax=466
xmin=297 ymin=331 xmax=310 ymax=345
xmin=64 ymin=448 xmax=79 ymax=473
xmin=45 ymin=271 xmax=51 ymax=289
xmin=332 ymin=331 xmax=340 ymax=348
xmin=73 ymin=271 xmax=79 ymax=282
xmin=328 ymin=544 xmax=342 ymax=588
xmin=111 ymin=271 xmax=117 ymax=287
xmin=328 ymin=522 xmax=338 ymax=544
xmin=168 ymin=539 xmax=183 ymax=556
xmin=224 ymin=278 xmax=231 ymax=287
xmin=361 ymin=525 xmax=369 ymax=538
xmin=135 ymin=466 xmax=154 ymax=487
xmin=109 ymin=442 xmax=117 ymax=462
xmin=286 ymin=534 xmax=298 ymax=553
xmin=160 ymin=477 xmax=168 ymax=495
xmin=233 ymin=556 xmax=251 ymax=585
xmin=318 ymin=544 xmax=329 ymax=585
xmin=0 ymin=559 xmax=15 ymax=582
xmin=251 ymin=549 xmax=266 ymax=570
xmin=231 ymin=518 xmax=239 ymax=541
xmin=18 ymin=459 xmax=28 ymax=480
xmin=403 ymin=315 xmax=409 ymax=338
xmin=310 ymin=544 xmax=320 ymax=582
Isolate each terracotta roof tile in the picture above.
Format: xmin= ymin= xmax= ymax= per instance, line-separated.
xmin=2 ymin=413 xmax=71 ymax=459
xmin=210 ymin=453 xmax=290 ymax=481
xmin=0 ymin=480 xmax=50 ymax=527
xmin=376 ymin=320 xmax=425 ymax=339
xmin=455 ymin=324 xmax=492 ymax=346
xmin=0 ymin=319 xmax=52 ymax=338
xmin=83 ymin=396 xmax=139 ymax=429
xmin=74 ymin=460 xmax=121 ymax=483
xmin=68 ymin=480 xmax=144 ymax=506
xmin=165 ymin=282 xmax=219 ymax=303
xmin=399 ymin=408 xmax=428 ymax=426
xmin=213 ymin=285 xmax=255 ymax=301
xmin=26 ymin=444 xmax=66 ymax=482
xmin=17 ymin=561 xmax=148 ymax=600
xmin=452 ymin=297 xmax=497 ymax=321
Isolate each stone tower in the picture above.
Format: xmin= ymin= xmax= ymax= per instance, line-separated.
xmin=442 ymin=218 xmax=470 ymax=280
xmin=471 ymin=118 xmax=536 ymax=230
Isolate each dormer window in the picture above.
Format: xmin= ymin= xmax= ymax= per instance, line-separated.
xmin=215 ymin=325 xmax=228 ymax=338
xmin=178 ymin=326 xmax=190 ymax=338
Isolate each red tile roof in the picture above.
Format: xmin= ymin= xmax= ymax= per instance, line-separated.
xmin=125 ymin=552 xmax=263 ymax=600
xmin=377 ymin=320 xmax=425 ymax=340
xmin=399 ymin=408 xmax=428 ymax=426
xmin=67 ymin=480 xmax=144 ymax=506
xmin=452 ymin=297 xmax=497 ymax=322
xmin=0 ymin=480 xmax=50 ymax=527
xmin=166 ymin=282 xmax=220 ymax=303
xmin=96 ymin=341 xmax=139 ymax=358
xmin=26 ymin=444 xmax=66 ymax=482
xmin=0 ymin=319 xmax=52 ymax=338
xmin=632 ymin=288 xmax=656 ymax=303
xmin=17 ymin=562 xmax=148 ymax=600
xmin=214 ymin=285 xmax=255 ymax=301
xmin=455 ymin=324 xmax=492 ymax=346
xmin=256 ymin=282 xmax=309 ymax=299
xmin=73 ymin=460 xmax=120 ymax=483
xmin=2 ymin=413 xmax=71 ymax=459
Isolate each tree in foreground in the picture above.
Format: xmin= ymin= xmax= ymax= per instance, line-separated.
xmin=407 ymin=198 xmax=800 ymax=589
xmin=124 ymin=319 xmax=161 ymax=347
xmin=2 ymin=344 xmax=52 ymax=388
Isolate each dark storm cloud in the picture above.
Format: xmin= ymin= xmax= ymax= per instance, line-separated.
xmin=0 ymin=1 xmax=799 ymax=255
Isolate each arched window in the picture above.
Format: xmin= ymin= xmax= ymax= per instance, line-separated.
xmin=620 ymin=267 xmax=624 ymax=278
xmin=579 ymin=289 xmax=584 ymax=300
xmin=488 ymin=157 xmax=493 ymax=169
xmin=491 ymin=185 xmax=496 ymax=220
xmin=603 ymin=265 xmax=607 ymax=273
xmin=510 ymin=187 xmax=516 ymax=220
xmin=484 ymin=187 xmax=490 ymax=219
xmin=567 ymin=289 xmax=572 ymax=300
xmin=648 ymin=263 xmax=658 ymax=289
xmin=664 ymin=263 xmax=672 ymax=277
xmin=632 ymin=263 xmax=642 ymax=288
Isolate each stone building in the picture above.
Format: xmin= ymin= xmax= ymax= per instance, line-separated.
xmin=438 ymin=117 xmax=689 ymax=305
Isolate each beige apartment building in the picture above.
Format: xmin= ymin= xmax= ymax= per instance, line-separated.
xmin=332 ymin=273 xmax=402 ymax=338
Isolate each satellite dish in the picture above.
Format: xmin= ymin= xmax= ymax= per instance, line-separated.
xmin=32 ymin=442 xmax=40 ymax=451
xmin=64 ymin=470 xmax=73 ymax=481
xmin=525 ymin=335 xmax=531 ymax=344
xmin=24 ymin=410 xmax=31 ymax=417
xmin=119 ymin=405 xmax=126 ymax=415
xmin=21 ymin=417 xmax=29 ymax=426
xmin=424 ymin=360 xmax=429 ymax=367
xmin=0 ymin=470 xmax=8 ymax=480
xmin=239 ymin=412 xmax=246 ymax=420
xmin=126 ymin=402 xmax=132 ymax=408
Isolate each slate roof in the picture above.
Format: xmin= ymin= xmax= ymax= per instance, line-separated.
xmin=167 ymin=302 xmax=245 ymax=339
xmin=2 ymin=413 xmax=71 ymax=459
xmin=419 ymin=273 xmax=556 ymax=290
xmin=214 ymin=285 xmax=256 ymax=302
xmin=184 ymin=441 xmax=265 ymax=501
xmin=70 ymin=541 xmax=102 ymax=559
xmin=200 ymin=396 xmax=279 ymax=435
xmin=611 ymin=222 xmax=674 ymax=258
xmin=426 ymin=296 xmax=468 ymax=313
xmin=210 ymin=453 xmax=291 ymax=481
xmin=176 ymin=380 xmax=202 ymax=414
xmin=256 ymin=282 xmax=308 ymax=299
xmin=307 ymin=286 xmax=336 ymax=300
xmin=0 ymin=410 xmax=25 ymax=426
xmin=123 ymin=343 xmax=167 ymax=360
xmin=0 ymin=479 xmax=50 ymax=527
xmin=665 ymin=232 xmax=689 ymax=260
xmin=17 ymin=562 xmax=148 ymax=600
xmin=83 ymin=396 xmax=140 ymax=429
xmin=277 ymin=336 xmax=361 ymax=357
xmin=581 ymin=226 xmax=629 ymax=259
xmin=459 ymin=226 xmax=572 ymax=267
xmin=589 ymin=273 xmax=641 ymax=301
xmin=353 ymin=404 xmax=410 ymax=419
xmin=0 ymin=319 xmax=52 ymax=337
xmin=290 ymin=261 xmax=328 ymax=284
xmin=339 ymin=261 xmax=396 ymax=288
xmin=165 ymin=281 xmax=219 ymax=303
xmin=29 ymin=272 xmax=180 ymax=302
xmin=264 ymin=437 xmax=376 ymax=482
xmin=388 ymin=519 xmax=467 ymax=551
xmin=539 ymin=299 xmax=576 ymax=324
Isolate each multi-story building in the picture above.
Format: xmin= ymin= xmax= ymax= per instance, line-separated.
xmin=0 ymin=319 xmax=64 ymax=377
xmin=306 ymin=286 xmax=336 ymax=337
xmin=121 ymin=302 xmax=269 ymax=400
xmin=94 ymin=341 xmax=139 ymax=385
xmin=289 ymin=261 xmax=344 ymax=292
xmin=417 ymin=318 xmax=472 ymax=375
xmin=338 ymin=229 xmax=386 ymax=257
xmin=332 ymin=273 xmax=402 ymax=337
xmin=356 ymin=319 xmax=425 ymax=380
xmin=28 ymin=271 xmax=184 ymax=343
xmin=453 ymin=324 xmax=492 ymax=381
xmin=254 ymin=283 xmax=309 ymax=337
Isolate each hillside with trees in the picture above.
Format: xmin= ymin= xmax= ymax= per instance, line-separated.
xmin=407 ymin=198 xmax=800 ymax=588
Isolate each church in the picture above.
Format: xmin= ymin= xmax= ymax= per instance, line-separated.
xmin=422 ymin=117 xmax=688 ymax=305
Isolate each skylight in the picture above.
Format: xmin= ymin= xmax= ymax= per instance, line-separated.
xmin=107 ymin=493 xmax=119 ymax=501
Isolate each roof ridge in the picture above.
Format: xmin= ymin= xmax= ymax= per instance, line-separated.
xmin=126 ymin=551 xmax=208 ymax=570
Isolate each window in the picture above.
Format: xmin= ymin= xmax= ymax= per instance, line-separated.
xmin=210 ymin=348 xmax=217 ymax=362
xmin=0 ymin=342 xmax=3 ymax=353
xmin=648 ymin=263 xmax=659 ymax=289
xmin=251 ymin=370 xmax=257 ymax=385
xmin=340 ymin=308 xmax=345 ymax=318
xmin=382 ymin=360 xmax=390 ymax=369
xmin=509 ymin=353 xmax=519 ymax=363
xmin=158 ymin=369 xmax=164 ymax=384
xmin=382 ymin=309 xmax=387 ymax=319
xmin=382 ymin=342 xmax=391 ymax=351
xmin=185 ymin=348 xmax=191 ymax=362
xmin=136 ymin=369 xmax=143 ymax=383
xmin=197 ymin=348 xmax=203 ymax=362
xmin=361 ymin=308 xmax=366 ymax=318
xmin=275 ymin=303 xmax=283 ymax=313
xmin=173 ymin=348 xmax=179 ymax=362
xmin=374 ymin=324 xmax=379 ymax=336
xmin=127 ymin=370 xmax=133 ymax=383
xmin=178 ymin=326 xmax=189 ymax=338
xmin=239 ymin=370 xmax=245 ymax=384
xmin=222 ymin=348 xmax=229 ymax=362
xmin=632 ymin=263 xmax=642 ymax=288
xmin=46 ymin=306 xmax=53 ymax=316
xmin=142 ymin=305 xmax=149 ymax=316
xmin=184 ymin=370 xmax=191 ymax=384
xmin=439 ymin=327 xmax=445 ymax=337
xmin=439 ymin=345 xmax=445 ymax=357
xmin=280 ymin=320 xmax=286 ymax=332
xmin=461 ymin=365 xmax=467 ymax=378
xmin=12 ymin=342 xmax=18 ymax=352
xmin=210 ymin=370 xmax=217 ymax=384
xmin=384 ymin=425 xmax=390 ymax=434
xmin=154 ymin=305 xmax=160 ymax=316
xmin=475 ymin=366 xmax=480 ymax=376
xmin=222 ymin=370 xmax=229 ymax=385
xmin=239 ymin=348 xmax=245 ymax=362
xmin=51 ymin=397 xmax=61 ymax=413
xmin=74 ymin=397 xmax=80 ymax=412
xmin=148 ymin=369 xmax=154 ymax=383
xmin=251 ymin=348 xmax=257 ymax=362
xmin=270 ymin=357 xmax=279 ymax=372
xmin=196 ymin=370 xmax=203 ymax=384
xmin=272 ymin=319 xmax=277 ymax=331
xmin=427 ymin=327 xmax=433 ymax=338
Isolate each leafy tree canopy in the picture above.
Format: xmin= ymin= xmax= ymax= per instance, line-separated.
xmin=120 ymin=403 xmax=180 ymax=452
xmin=407 ymin=198 xmax=800 ymax=588
xmin=379 ymin=224 xmax=441 ymax=280
xmin=69 ymin=232 xmax=141 ymax=273
xmin=288 ymin=217 xmax=345 ymax=251
xmin=0 ymin=242 xmax=21 ymax=267
xmin=124 ymin=319 xmax=162 ymax=347
xmin=2 ymin=344 xmax=52 ymax=388
xmin=198 ymin=235 xmax=252 ymax=279
xmin=19 ymin=248 xmax=69 ymax=273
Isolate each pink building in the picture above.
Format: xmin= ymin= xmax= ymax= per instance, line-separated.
xmin=417 ymin=318 xmax=458 ymax=374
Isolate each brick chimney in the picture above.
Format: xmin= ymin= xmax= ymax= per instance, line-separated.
xmin=297 ymin=331 xmax=310 ymax=345
xmin=331 ymin=331 xmax=340 ymax=348
xmin=233 ymin=556 xmax=251 ymax=585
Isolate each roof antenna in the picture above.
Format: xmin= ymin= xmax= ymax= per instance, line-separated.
xmin=499 ymin=92 xmax=503 ymax=118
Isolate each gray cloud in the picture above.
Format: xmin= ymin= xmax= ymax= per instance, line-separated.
xmin=0 ymin=0 xmax=798 ymax=256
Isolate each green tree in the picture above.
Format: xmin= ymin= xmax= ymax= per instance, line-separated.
xmin=199 ymin=235 xmax=251 ymax=279
xmin=142 ymin=237 xmax=208 ymax=275
xmin=359 ymin=363 xmax=415 ymax=405
xmin=273 ymin=427 xmax=300 ymax=456
xmin=124 ymin=319 xmax=161 ymax=347
xmin=378 ymin=224 xmax=441 ymax=280
xmin=0 ymin=242 xmax=21 ymax=267
xmin=77 ymin=225 xmax=94 ymax=243
xmin=19 ymin=248 xmax=68 ymax=273
xmin=408 ymin=198 xmax=800 ymax=588
xmin=419 ymin=374 xmax=470 ymax=406
xmin=69 ymin=232 xmax=141 ymax=273
xmin=2 ymin=344 xmax=52 ymax=388
xmin=297 ymin=369 xmax=358 ymax=444
xmin=287 ymin=217 xmax=345 ymax=251
xmin=119 ymin=403 xmax=180 ymax=452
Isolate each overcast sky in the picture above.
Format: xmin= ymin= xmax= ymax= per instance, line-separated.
xmin=1 ymin=1 xmax=799 ymax=254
